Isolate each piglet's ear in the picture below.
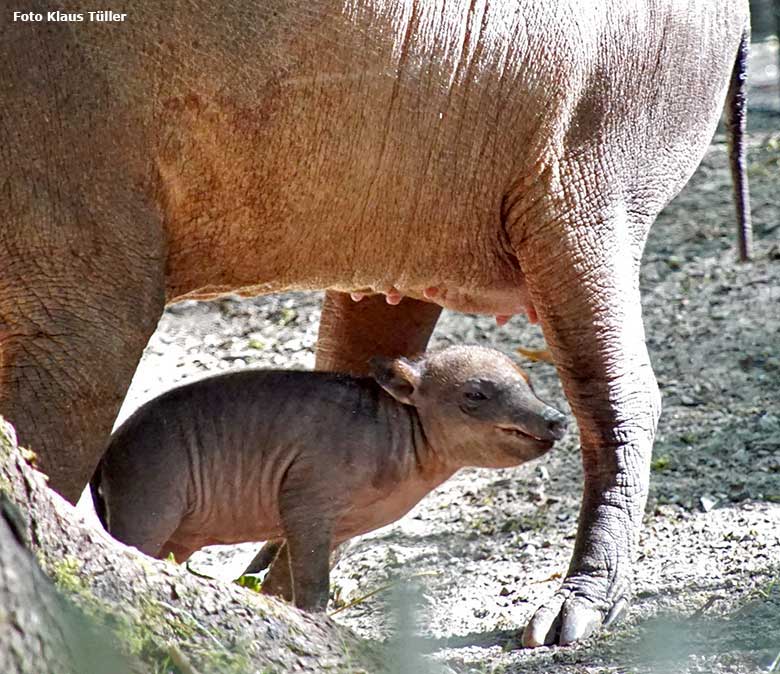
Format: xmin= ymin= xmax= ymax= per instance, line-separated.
xmin=369 ymin=356 xmax=422 ymax=406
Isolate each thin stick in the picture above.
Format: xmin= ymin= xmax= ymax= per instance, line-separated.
xmin=515 ymin=346 xmax=554 ymax=364
xmin=167 ymin=643 xmax=202 ymax=674
xmin=328 ymin=571 xmax=439 ymax=617
xmin=184 ymin=561 xmax=217 ymax=580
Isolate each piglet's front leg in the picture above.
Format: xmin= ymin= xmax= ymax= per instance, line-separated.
xmin=286 ymin=525 xmax=332 ymax=612
xmin=279 ymin=487 xmax=333 ymax=612
xmin=257 ymin=540 xmax=349 ymax=604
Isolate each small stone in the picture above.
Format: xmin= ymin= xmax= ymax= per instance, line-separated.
xmin=699 ymin=495 xmax=717 ymax=512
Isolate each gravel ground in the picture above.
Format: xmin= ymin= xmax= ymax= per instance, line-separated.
xmin=83 ymin=39 xmax=780 ymax=674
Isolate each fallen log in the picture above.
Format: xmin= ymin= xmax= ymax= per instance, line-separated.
xmin=0 ymin=417 xmax=384 ymax=674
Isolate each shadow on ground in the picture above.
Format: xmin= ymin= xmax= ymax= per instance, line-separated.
xmin=419 ymin=563 xmax=780 ymax=674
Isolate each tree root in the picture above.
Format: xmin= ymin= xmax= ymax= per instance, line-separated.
xmin=0 ymin=417 xmax=385 ymax=674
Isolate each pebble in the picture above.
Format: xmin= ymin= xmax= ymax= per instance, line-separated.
xmin=699 ymin=495 xmax=718 ymax=512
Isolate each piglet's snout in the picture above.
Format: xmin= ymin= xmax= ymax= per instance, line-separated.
xmin=541 ymin=407 xmax=567 ymax=441
xmin=517 ymin=403 xmax=567 ymax=442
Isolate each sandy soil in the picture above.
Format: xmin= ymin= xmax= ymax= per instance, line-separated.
xmin=86 ymin=39 xmax=780 ymax=674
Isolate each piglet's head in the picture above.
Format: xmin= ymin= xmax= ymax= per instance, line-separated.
xmin=370 ymin=345 xmax=567 ymax=469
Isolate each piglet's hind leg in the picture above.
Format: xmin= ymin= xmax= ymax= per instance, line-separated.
xmin=104 ymin=501 xmax=184 ymax=560
xmin=259 ymin=542 xmax=293 ymax=602
xmin=159 ymin=542 xmax=196 ymax=564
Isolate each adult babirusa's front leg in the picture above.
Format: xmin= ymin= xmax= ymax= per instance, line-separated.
xmin=516 ymin=204 xmax=660 ymax=646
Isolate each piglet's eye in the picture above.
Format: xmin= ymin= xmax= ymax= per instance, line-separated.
xmin=464 ymin=390 xmax=488 ymax=402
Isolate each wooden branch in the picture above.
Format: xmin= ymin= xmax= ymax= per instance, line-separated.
xmin=0 ymin=418 xmax=384 ymax=674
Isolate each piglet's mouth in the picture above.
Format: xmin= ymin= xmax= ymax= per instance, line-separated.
xmin=495 ymin=424 xmax=551 ymax=444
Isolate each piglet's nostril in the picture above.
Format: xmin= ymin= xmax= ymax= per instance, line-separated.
xmin=543 ymin=409 xmax=567 ymax=440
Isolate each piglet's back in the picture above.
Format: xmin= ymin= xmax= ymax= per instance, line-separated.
xmin=100 ymin=369 xmax=394 ymax=545
xmin=110 ymin=368 xmax=380 ymax=459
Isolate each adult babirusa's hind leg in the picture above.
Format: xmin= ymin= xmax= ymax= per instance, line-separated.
xmin=254 ymin=291 xmax=443 ymax=602
xmin=515 ymin=199 xmax=660 ymax=646
xmin=0 ymin=194 xmax=165 ymax=503
xmin=316 ymin=291 xmax=441 ymax=375
xmin=0 ymin=19 xmax=165 ymax=503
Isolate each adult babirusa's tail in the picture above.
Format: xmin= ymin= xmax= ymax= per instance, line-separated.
xmin=725 ymin=26 xmax=752 ymax=262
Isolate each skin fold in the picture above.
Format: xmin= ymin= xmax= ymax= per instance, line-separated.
xmin=0 ymin=0 xmax=749 ymax=644
xmin=91 ymin=346 xmax=566 ymax=611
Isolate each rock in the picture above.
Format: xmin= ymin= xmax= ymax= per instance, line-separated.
xmin=699 ymin=495 xmax=718 ymax=512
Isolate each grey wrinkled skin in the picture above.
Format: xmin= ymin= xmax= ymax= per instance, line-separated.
xmin=91 ymin=346 xmax=566 ymax=612
xmin=1 ymin=0 xmax=750 ymax=644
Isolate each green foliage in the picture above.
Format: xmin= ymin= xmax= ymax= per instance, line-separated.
xmin=50 ymin=556 xmax=87 ymax=595
xmin=277 ymin=308 xmax=297 ymax=326
xmin=234 ymin=574 xmax=263 ymax=593
xmin=650 ymin=455 xmax=671 ymax=471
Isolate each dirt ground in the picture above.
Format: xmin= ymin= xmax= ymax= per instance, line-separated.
xmin=81 ymin=39 xmax=780 ymax=674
